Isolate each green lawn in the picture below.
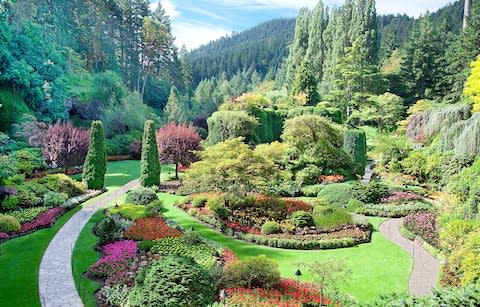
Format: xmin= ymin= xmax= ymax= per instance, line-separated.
xmin=0 ymin=160 xmax=142 ymax=307
xmin=73 ymin=164 xmax=176 ymax=307
xmin=158 ymin=193 xmax=413 ymax=302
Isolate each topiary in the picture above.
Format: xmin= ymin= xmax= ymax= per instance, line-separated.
xmin=351 ymin=181 xmax=389 ymax=204
xmin=343 ymin=130 xmax=367 ymax=175
xmin=290 ymin=211 xmax=314 ymax=228
xmin=261 ymin=221 xmax=281 ymax=235
xmin=128 ymin=256 xmax=216 ymax=307
xmin=222 ymin=255 xmax=280 ymax=289
xmin=140 ymin=120 xmax=161 ymax=187
xmin=0 ymin=214 xmax=21 ymax=232
xmin=82 ymin=121 xmax=107 ymax=190
xmin=125 ymin=187 xmax=158 ymax=205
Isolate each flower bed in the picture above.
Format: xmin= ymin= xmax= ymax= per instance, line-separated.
xmin=124 ymin=217 xmax=183 ymax=241
xmin=404 ymin=211 xmax=439 ymax=247
xmin=225 ymin=279 xmax=330 ymax=307
xmin=380 ymin=191 xmax=423 ymax=203
xmin=356 ymin=202 xmax=432 ymax=218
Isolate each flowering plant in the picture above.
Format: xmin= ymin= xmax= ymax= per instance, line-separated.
xmin=19 ymin=207 xmax=66 ymax=233
xmin=124 ymin=217 xmax=183 ymax=241
xmin=284 ymin=199 xmax=312 ymax=214
xmin=224 ymin=221 xmax=261 ymax=235
xmin=316 ymin=174 xmax=345 ymax=184
xmin=381 ymin=191 xmax=422 ymax=204
xmin=404 ymin=211 xmax=438 ymax=246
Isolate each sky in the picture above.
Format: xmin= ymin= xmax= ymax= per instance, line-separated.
xmin=149 ymin=0 xmax=456 ymax=50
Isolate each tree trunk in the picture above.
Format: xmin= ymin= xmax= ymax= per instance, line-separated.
xmin=175 ymin=163 xmax=179 ymax=179
xmin=464 ymin=0 xmax=472 ymax=30
xmin=141 ymin=74 xmax=148 ymax=101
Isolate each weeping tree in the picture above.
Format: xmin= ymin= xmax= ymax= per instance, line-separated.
xmin=82 ymin=121 xmax=107 ymax=189
xmin=140 ymin=120 xmax=161 ymax=187
xmin=441 ymin=112 xmax=480 ymax=156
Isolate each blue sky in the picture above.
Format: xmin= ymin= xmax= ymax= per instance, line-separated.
xmin=149 ymin=0 xmax=456 ymax=50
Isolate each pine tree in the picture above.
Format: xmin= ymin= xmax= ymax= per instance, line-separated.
xmin=140 ymin=120 xmax=161 ymax=187
xmin=290 ymin=60 xmax=320 ymax=105
xmin=286 ymin=8 xmax=310 ymax=90
xmin=164 ymin=86 xmax=188 ymax=123
xmin=82 ymin=121 xmax=107 ymax=189
xmin=305 ymin=1 xmax=326 ymax=83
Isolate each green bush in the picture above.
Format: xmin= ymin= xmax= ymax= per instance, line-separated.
xmin=108 ymin=204 xmax=149 ymax=221
xmin=301 ymin=184 xmax=325 ymax=197
xmin=82 ymin=120 xmax=107 ymax=189
xmin=317 ymin=182 xmax=354 ymax=207
xmin=145 ymin=199 xmax=164 ymax=217
xmin=151 ymin=236 xmax=217 ymax=268
xmin=10 ymin=148 xmax=46 ymax=176
xmin=129 ymin=256 xmax=216 ymax=307
xmin=36 ymin=174 xmax=86 ymax=198
xmin=0 ymin=214 xmax=21 ymax=232
xmin=140 ymin=120 xmax=161 ymax=187
xmin=94 ymin=214 xmax=133 ymax=244
xmin=236 ymin=233 xmax=357 ymax=250
xmin=351 ymin=182 xmax=389 ymax=204
xmin=42 ymin=191 xmax=67 ymax=207
xmin=7 ymin=207 xmax=49 ymax=223
xmin=2 ymin=195 xmax=19 ymax=210
xmin=15 ymin=186 xmax=42 ymax=207
xmin=205 ymin=111 xmax=259 ymax=145
xmin=106 ymin=133 xmax=140 ymax=156
xmin=343 ymin=130 xmax=367 ymax=175
xmin=138 ymin=240 xmax=155 ymax=251
xmin=261 ymin=221 xmax=281 ymax=235
xmin=290 ymin=211 xmax=314 ymax=228
xmin=192 ymin=196 xmax=208 ymax=208
xmin=356 ymin=202 xmax=432 ymax=218
xmin=346 ymin=199 xmax=365 ymax=211
xmin=439 ymin=219 xmax=480 ymax=252
xmin=125 ymin=187 xmax=158 ymax=205
xmin=206 ymin=197 xmax=229 ymax=219
xmin=313 ymin=206 xmax=352 ymax=228
xmin=183 ymin=231 xmax=204 ymax=245
xmin=222 ymin=255 xmax=280 ymax=289
xmin=295 ymin=165 xmax=321 ymax=186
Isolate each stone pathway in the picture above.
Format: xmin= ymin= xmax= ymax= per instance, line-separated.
xmin=361 ymin=160 xmax=375 ymax=184
xmin=379 ymin=218 xmax=440 ymax=296
xmin=38 ymin=180 xmax=139 ymax=307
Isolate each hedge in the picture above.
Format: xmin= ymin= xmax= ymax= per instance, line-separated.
xmin=235 ymin=233 xmax=357 ymax=250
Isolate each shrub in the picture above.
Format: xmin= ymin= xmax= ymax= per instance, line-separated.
xmin=440 ymin=220 xmax=480 ymax=252
xmin=124 ymin=217 xmax=182 ymax=241
xmin=125 ymin=188 xmax=158 ymax=205
xmin=151 ymin=237 xmax=216 ymax=268
xmin=36 ymin=174 xmax=86 ymax=198
xmin=312 ymin=206 xmax=352 ymax=228
xmin=105 ymin=133 xmax=138 ymax=156
xmin=145 ymin=199 xmax=163 ymax=217
xmin=129 ymin=256 xmax=216 ymax=307
xmin=100 ymin=285 xmax=130 ymax=307
xmin=357 ymin=202 xmax=432 ymax=218
xmin=261 ymin=221 xmax=281 ymax=235
xmin=301 ymin=185 xmax=325 ymax=197
xmin=205 ymin=111 xmax=259 ymax=145
xmin=108 ymin=204 xmax=149 ymax=221
xmin=7 ymin=207 xmax=50 ymax=223
xmin=18 ymin=207 xmax=66 ymax=233
xmin=284 ymin=199 xmax=311 ymax=213
xmin=207 ymin=197 xmax=229 ymax=219
xmin=0 ymin=215 xmax=21 ymax=232
xmin=94 ymin=215 xmax=133 ymax=244
xmin=222 ymin=256 xmax=281 ymax=289
xmin=295 ymin=165 xmax=321 ymax=186
xmin=2 ymin=195 xmax=19 ymax=210
xmin=236 ymin=233 xmax=358 ymax=250
xmin=82 ymin=121 xmax=107 ymax=190
xmin=343 ymin=130 xmax=367 ymax=175
xmin=42 ymin=191 xmax=67 ymax=207
xmin=404 ymin=212 xmax=438 ymax=246
xmin=192 ymin=196 xmax=208 ymax=208
xmin=290 ymin=211 xmax=314 ymax=228
xmin=346 ymin=199 xmax=364 ymax=212
xmin=459 ymin=231 xmax=480 ymax=285
xmin=140 ymin=120 xmax=161 ymax=187
xmin=10 ymin=148 xmax=46 ymax=176
xmin=317 ymin=182 xmax=354 ymax=207
xmin=183 ymin=231 xmax=204 ymax=245
xmin=351 ymin=182 xmax=389 ymax=204
xmin=15 ymin=187 xmax=42 ymax=208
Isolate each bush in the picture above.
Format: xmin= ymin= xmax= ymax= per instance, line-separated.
xmin=10 ymin=148 xmax=46 ymax=176
xmin=105 ymin=133 xmax=139 ymax=156
xmin=317 ymin=182 xmax=354 ymax=207
xmin=129 ymin=256 xmax=216 ymax=307
xmin=151 ymin=237 xmax=216 ymax=268
xmin=125 ymin=188 xmax=158 ymax=205
xmin=295 ymin=165 xmax=321 ymax=186
xmin=124 ymin=217 xmax=182 ymax=241
xmin=192 ymin=196 xmax=208 ymax=208
xmin=15 ymin=186 xmax=42 ymax=208
xmin=108 ymin=204 xmax=149 ymax=221
xmin=2 ymin=195 xmax=19 ymax=210
xmin=312 ymin=206 xmax=352 ymax=228
xmin=222 ymin=256 xmax=280 ymax=289
xmin=0 ymin=214 xmax=21 ymax=232
xmin=440 ymin=219 xmax=480 ymax=252
xmin=290 ymin=211 xmax=314 ymax=228
xmin=7 ymin=207 xmax=49 ymax=223
xmin=236 ymin=233 xmax=358 ymax=250
xmin=36 ymin=174 xmax=86 ymax=198
xmin=346 ymin=199 xmax=364 ymax=212
xmin=82 ymin=121 xmax=107 ymax=189
xmin=301 ymin=185 xmax=325 ymax=197
xmin=351 ymin=182 xmax=389 ymax=204
xmin=145 ymin=199 xmax=164 ymax=217
xmin=94 ymin=215 xmax=133 ymax=244
xmin=42 ymin=191 xmax=67 ymax=207
xmin=183 ymin=231 xmax=204 ymax=245
xmin=356 ymin=202 xmax=432 ymax=218
xmin=207 ymin=197 xmax=229 ymax=219
xmin=128 ymin=140 xmax=142 ymax=160
xmin=343 ymin=130 xmax=367 ymax=175
xmin=261 ymin=221 xmax=281 ymax=235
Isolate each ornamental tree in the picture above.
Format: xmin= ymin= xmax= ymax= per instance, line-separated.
xmin=140 ymin=120 xmax=160 ymax=187
xmin=42 ymin=122 xmax=89 ymax=172
xmin=156 ymin=122 xmax=201 ymax=179
xmin=82 ymin=121 xmax=107 ymax=189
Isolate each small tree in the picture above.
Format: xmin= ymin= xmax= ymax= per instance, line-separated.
xmin=82 ymin=121 xmax=107 ymax=189
xmin=156 ymin=122 xmax=201 ymax=179
xmin=42 ymin=122 xmax=90 ymax=172
xmin=140 ymin=120 xmax=160 ymax=187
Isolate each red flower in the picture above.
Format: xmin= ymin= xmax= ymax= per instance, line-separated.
xmin=124 ymin=217 xmax=183 ymax=241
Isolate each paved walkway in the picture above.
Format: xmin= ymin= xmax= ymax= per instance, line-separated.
xmin=379 ymin=218 xmax=440 ymax=296
xmin=361 ymin=160 xmax=375 ymax=184
xmin=38 ymin=180 xmax=139 ymax=307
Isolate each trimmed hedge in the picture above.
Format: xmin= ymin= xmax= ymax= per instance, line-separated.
xmin=343 ymin=130 xmax=367 ymax=175
xmin=82 ymin=120 xmax=107 ymax=189
xmin=140 ymin=120 xmax=160 ymax=187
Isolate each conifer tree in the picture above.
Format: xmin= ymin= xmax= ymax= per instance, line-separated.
xmin=140 ymin=120 xmax=161 ymax=187
xmin=164 ymin=86 xmax=187 ymax=123
xmin=290 ymin=60 xmax=320 ymax=105
xmin=286 ymin=8 xmax=311 ymax=90
xmin=82 ymin=121 xmax=107 ymax=190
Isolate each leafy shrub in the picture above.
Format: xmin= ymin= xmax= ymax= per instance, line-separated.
xmin=222 ymin=256 xmax=281 ymax=289
xmin=261 ymin=221 xmax=281 ymax=235
xmin=284 ymin=199 xmax=311 ymax=213
xmin=94 ymin=215 xmax=133 ymax=244
xmin=138 ymin=240 xmax=155 ymax=251
xmin=2 ymin=195 xmax=19 ymax=210
xmin=183 ymin=231 xmax=204 ymax=245
xmin=192 ymin=196 xmax=208 ymax=208
xmin=301 ymin=185 xmax=325 ymax=197
xmin=317 ymin=182 xmax=354 ymax=207
xmin=151 ymin=237 xmax=216 ymax=268
xmin=356 ymin=202 xmax=432 ymax=218
xmin=343 ymin=130 xmax=367 ymax=175
xmin=100 ymin=285 xmax=130 ymax=307
xmin=10 ymin=148 xmax=46 ymax=176
xmin=290 ymin=211 xmax=314 ymax=228
xmin=105 ymin=133 xmax=139 ymax=156
xmin=458 ymin=231 xmax=480 ymax=285
xmin=108 ymin=204 xmax=149 ymax=221
xmin=351 ymin=182 xmax=389 ymax=204
xmin=404 ymin=212 xmax=438 ymax=247
xmin=128 ymin=140 xmax=142 ymax=160
xmin=125 ymin=188 xmax=158 ymax=205
xmin=236 ymin=233 xmax=357 ymax=250
xmin=42 ymin=191 xmax=67 ymax=207
xmin=7 ymin=207 xmax=50 ymax=223
xmin=0 ymin=214 xmax=21 ymax=232
xmin=36 ymin=174 xmax=86 ymax=198
xmin=18 ymin=207 xmax=66 ymax=233
xmin=129 ymin=256 xmax=216 ymax=307
xmin=439 ymin=219 xmax=480 ymax=252
xmin=15 ymin=187 xmax=42 ymax=208
xmin=295 ymin=165 xmax=321 ymax=186
xmin=207 ymin=197 xmax=229 ymax=219
xmin=124 ymin=217 xmax=182 ymax=241
xmin=346 ymin=199 xmax=364 ymax=212
xmin=313 ymin=206 xmax=352 ymax=228
xmin=145 ymin=199 xmax=164 ymax=217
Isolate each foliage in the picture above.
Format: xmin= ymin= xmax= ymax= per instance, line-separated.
xmin=343 ymin=130 xmax=367 ymax=175
xmin=290 ymin=211 xmax=315 ymax=228
xmin=313 ymin=206 xmax=352 ymax=229
xmin=94 ymin=215 xmax=133 ymax=245
xmin=125 ymin=187 xmax=158 ymax=206
xmin=1 ymin=196 xmax=19 ymax=210
xmin=0 ymin=214 xmax=21 ymax=232
xmin=164 ymin=86 xmax=188 ymax=123
xmin=10 ymin=148 xmax=46 ymax=176
xmin=290 ymin=60 xmax=320 ymax=105
xmin=222 ymin=256 xmax=281 ymax=289
xmin=351 ymin=182 xmax=390 ymax=204
xmin=124 ymin=217 xmax=182 ymax=241
xmin=404 ymin=212 xmax=438 ymax=247
xmin=205 ymin=111 xmax=259 ymax=145
xmin=128 ymin=140 xmax=142 ymax=160
xmin=42 ymin=191 xmax=66 ymax=207
xmin=317 ymin=182 xmax=355 ymax=207
xmin=192 ymin=196 xmax=208 ymax=208
xmin=140 ymin=120 xmax=160 ymax=187
xmin=440 ymin=219 xmax=480 ymax=253
xmin=151 ymin=236 xmax=216 ymax=268
xmin=6 ymin=207 xmax=50 ymax=223
xmin=357 ymin=202 xmax=432 ymax=218
xmin=36 ymin=174 xmax=86 ymax=198
xmin=374 ymin=134 xmax=412 ymax=172
xmin=82 ymin=121 xmax=107 ymax=189
xmin=129 ymin=256 xmax=216 ymax=307
xmin=261 ymin=221 xmax=281 ymax=235
xmin=108 ymin=204 xmax=149 ymax=221
xmin=465 ymin=56 xmax=480 ymax=112
xmin=105 ymin=132 xmax=141 ymax=156
xmin=301 ymin=185 xmax=325 ymax=197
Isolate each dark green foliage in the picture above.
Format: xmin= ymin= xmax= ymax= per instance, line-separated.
xmin=356 ymin=202 xmax=432 ymax=218
xmin=261 ymin=221 xmax=281 ymax=235
xmin=1 ymin=196 xmax=19 ymax=210
xmin=248 ymin=106 xmax=285 ymax=143
xmin=125 ymin=188 xmax=158 ymax=206
xmin=0 ymin=89 xmax=29 ymax=131
xmin=343 ymin=130 xmax=367 ymax=175
xmin=287 ymin=106 xmax=343 ymax=124
xmin=36 ymin=174 xmax=86 ymax=198
xmin=222 ymin=255 xmax=280 ymax=289
xmin=93 ymin=215 xmax=132 ymax=244
xmin=0 ymin=215 xmax=21 ymax=232
xmin=236 ymin=233 xmax=357 ymax=250
xmin=129 ymin=256 xmax=215 ymax=307
xmin=317 ymin=182 xmax=355 ymax=207
xmin=8 ymin=148 xmax=45 ymax=177
xmin=140 ymin=121 xmax=160 ymax=187
xmin=82 ymin=121 xmax=107 ymax=190
xmin=105 ymin=132 xmax=142 ymax=156
xmin=312 ymin=205 xmax=352 ymax=228
xmin=290 ymin=211 xmax=315 ymax=228
xmin=290 ymin=60 xmax=320 ymax=105
xmin=42 ymin=191 xmax=67 ymax=207
xmin=205 ymin=111 xmax=258 ymax=145
xmin=351 ymin=182 xmax=389 ymax=204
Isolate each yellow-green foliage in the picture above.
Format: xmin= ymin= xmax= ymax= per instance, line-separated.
xmin=254 ymin=142 xmax=288 ymax=166
xmin=459 ymin=231 xmax=480 ymax=285
xmin=465 ymin=56 xmax=480 ymax=112
xmin=108 ymin=204 xmax=148 ymax=221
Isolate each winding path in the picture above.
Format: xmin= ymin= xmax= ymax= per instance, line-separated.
xmin=379 ymin=218 xmax=440 ymax=296
xmin=38 ymin=179 xmax=139 ymax=307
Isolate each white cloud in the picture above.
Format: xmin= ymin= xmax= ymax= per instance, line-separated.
xmin=150 ymin=0 xmax=181 ymax=18
xmin=173 ymin=22 xmax=231 ymax=50
xmin=207 ymin=0 xmax=318 ymax=10
xmin=376 ymin=0 xmax=455 ymax=17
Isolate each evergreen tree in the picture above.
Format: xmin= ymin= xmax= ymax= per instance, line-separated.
xmin=140 ymin=120 xmax=160 ymax=187
xmin=286 ymin=8 xmax=311 ymax=90
xmin=164 ymin=86 xmax=188 ymax=123
xmin=290 ymin=60 xmax=320 ymax=105
xmin=305 ymin=1 xmax=326 ymax=83
xmin=82 ymin=121 xmax=107 ymax=189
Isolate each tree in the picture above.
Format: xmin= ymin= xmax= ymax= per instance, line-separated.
xmin=164 ymin=86 xmax=187 ymax=123
xmin=205 ymin=111 xmax=258 ymax=145
xmin=42 ymin=122 xmax=89 ymax=172
xmin=82 ymin=121 xmax=107 ymax=189
xmin=355 ymin=93 xmax=404 ymax=131
xmin=290 ymin=60 xmax=320 ymax=105
xmin=156 ymin=122 xmax=201 ymax=179
xmin=464 ymin=56 xmax=480 ymax=112
xmin=140 ymin=120 xmax=160 ymax=187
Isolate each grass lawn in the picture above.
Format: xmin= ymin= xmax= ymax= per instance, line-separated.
xmin=158 ymin=193 xmax=413 ymax=302
xmin=73 ymin=164 xmax=176 ymax=307
xmin=0 ymin=160 xmax=142 ymax=307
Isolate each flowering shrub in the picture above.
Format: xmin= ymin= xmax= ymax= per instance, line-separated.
xmin=284 ymin=199 xmax=312 ymax=213
xmin=0 ymin=232 xmax=9 ymax=240
xmin=380 ymin=191 xmax=422 ymax=204
xmin=88 ymin=240 xmax=138 ymax=286
xmin=124 ymin=217 xmax=182 ymax=240
xmin=316 ymin=174 xmax=345 ymax=184
xmin=224 ymin=221 xmax=261 ymax=235
xmin=226 ymin=279 xmax=330 ymax=307
xmin=404 ymin=211 xmax=439 ymax=247
xmin=19 ymin=207 xmax=66 ymax=233
xmin=7 ymin=207 xmax=50 ymax=223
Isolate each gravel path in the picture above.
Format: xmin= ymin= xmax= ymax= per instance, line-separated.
xmin=38 ymin=180 xmax=139 ymax=307
xmin=379 ymin=218 xmax=440 ymax=295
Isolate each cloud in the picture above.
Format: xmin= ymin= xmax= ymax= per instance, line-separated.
xmin=186 ymin=6 xmax=230 ymax=22
xmin=150 ymin=0 xmax=181 ymax=18
xmin=172 ymin=21 xmax=231 ymax=50
xmin=206 ymin=0 xmax=318 ymax=10
xmin=376 ymin=0 xmax=455 ymax=17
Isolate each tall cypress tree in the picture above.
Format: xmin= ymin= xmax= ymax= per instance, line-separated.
xmin=82 ymin=121 xmax=107 ymax=190
xmin=140 ymin=120 xmax=161 ymax=187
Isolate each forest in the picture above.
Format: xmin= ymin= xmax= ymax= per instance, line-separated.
xmin=1 ymin=0 xmax=480 ymax=306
